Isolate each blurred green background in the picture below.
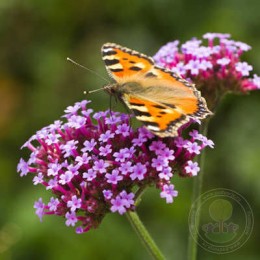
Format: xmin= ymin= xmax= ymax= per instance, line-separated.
xmin=0 ymin=0 xmax=259 ymax=259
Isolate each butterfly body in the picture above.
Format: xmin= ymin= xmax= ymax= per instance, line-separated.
xmin=101 ymin=43 xmax=212 ymax=137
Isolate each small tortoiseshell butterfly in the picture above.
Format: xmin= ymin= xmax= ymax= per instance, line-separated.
xmin=101 ymin=43 xmax=212 ymax=137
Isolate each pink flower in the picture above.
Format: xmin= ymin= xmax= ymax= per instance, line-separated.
xmin=185 ymin=161 xmax=200 ymax=176
xmin=18 ymin=100 xmax=213 ymax=233
xmin=153 ymin=33 xmax=260 ymax=110
xmin=160 ymin=184 xmax=178 ymax=203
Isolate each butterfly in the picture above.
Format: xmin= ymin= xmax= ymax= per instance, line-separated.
xmin=101 ymin=43 xmax=212 ymax=137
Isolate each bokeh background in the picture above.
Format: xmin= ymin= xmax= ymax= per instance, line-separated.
xmin=0 ymin=0 xmax=259 ymax=259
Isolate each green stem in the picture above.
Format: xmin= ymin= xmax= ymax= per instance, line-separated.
xmin=135 ymin=185 xmax=148 ymax=206
xmin=187 ymin=119 xmax=210 ymax=260
xmin=126 ymin=210 xmax=166 ymax=260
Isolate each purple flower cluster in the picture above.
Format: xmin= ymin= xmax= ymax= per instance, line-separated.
xmin=17 ymin=100 xmax=213 ymax=233
xmin=153 ymin=33 xmax=260 ymax=109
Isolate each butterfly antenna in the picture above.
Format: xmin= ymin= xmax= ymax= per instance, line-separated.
xmin=67 ymin=57 xmax=110 ymax=83
xmin=83 ymin=86 xmax=110 ymax=95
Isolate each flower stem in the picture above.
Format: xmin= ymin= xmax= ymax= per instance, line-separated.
xmin=126 ymin=210 xmax=166 ymax=260
xmin=187 ymin=119 xmax=210 ymax=260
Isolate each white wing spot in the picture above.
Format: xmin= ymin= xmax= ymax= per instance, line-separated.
xmin=147 ymin=125 xmax=160 ymax=131
xmin=134 ymin=62 xmax=146 ymax=69
xmin=107 ymin=63 xmax=123 ymax=70
xmin=136 ymin=115 xmax=155 ymax=122
xmin=103 ymin=48 xmax=114 ymax=53
xmin=129 ymin=105 xmax=148 ymax=112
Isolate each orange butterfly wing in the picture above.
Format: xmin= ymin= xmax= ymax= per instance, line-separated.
xmin=122 ymin=94 xmax=185 ymax=136
xmin=101 ymin=43 xmax=212 ymax=137
xmin=102 ymin=43 xmax=154 ymax=81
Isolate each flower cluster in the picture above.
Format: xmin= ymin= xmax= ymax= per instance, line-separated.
xmin=153 ymin=32 xmax=260 ymax=109
xmin=17 ymin=100 xmax=213 ymax=233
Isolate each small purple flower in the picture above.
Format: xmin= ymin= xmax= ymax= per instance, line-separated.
xmin=76 ymin=226 xmax=84 ymax=234
xmin=47 ymin=177 xmax=58 ymax=190
xmin=76 ymin=100 xmax=91 ymax=108
xmin=81 ymin=108 xmax=93 ymax=117
xmin=235 ymin=41 xmax=251 ymax=51
xmin=48 ymin=120 xmax=62 ymax=131
xmin=203 ymin=32 xmax=219 ymax=40
xmin=185 ymin=60 xmax=201 ymax=75
xmin=199 ymin=60 xmax=213 ymax=71
xmin=67 ymin=195 xmax=82 ymax=212
xmin=203 ymin=32 xmax=230 ymax=40
xmin=47 ymin=162 xmax=62 ymax=176
xmin=235 ymin=62 xmax=253 ymax=76
xmin=174 ymin=137 xmax=187 ymax=148
xmin=149 ymin=140 xmax=166 ymax=153
xmin=28 ymin=151 xmax=38 ymax=165
xmin=34 ymin=198 xmax=45 ymax=222
xmin=189 ymin=130 xmax=202 ymax=140
xmin=120 ymin=191 xmax=135 ymax=208
xmin=64 ymin=103 xmax=81 ymax=115
xmin=103 ymin=189 xmax=113 ymax=200
xmin=45 ymin=133 xmax=61 ymax=145
xmin=159 ymin=167 xmax=173 ymax=181
xmin=113 ymin=149 xmax=128 ymax=162
xmin=171 ymin=62 xmax=187 ymax=75
xmin=93 ymin=159 xmax=109 ymax=173
xmin=33 ymin=172 xmax=44 ymax=185
xmin=67 ymin=115 xmax=86 ymax=129
xmin=67 ymin=164 xmax=80 ymax=176
xmin=130 ymin=163 xmax=147 ymax=181
xmin=152 ymin=157 xmax=168 ymax=171
xmin=182 ymin=39 xmax=202 ymax=54
xmin=17 ymin=158 xmax=30 ymax=176
xmin=61 ymin=160 xmax=69 ymax=168
xmin=81 ymin=139 xmax=96 ymax=152
xmin=153 ymin=40 xmax=179 ymax=66
xmin=132 ymin=135 xmax=147 ymax=146
xmin=36 ymin=129 xmax=49 ymax=139
xmin=105 ymin=169 xmax=123 ymax=184
xmin=59 ymin=171 xmax=74 ymax=185
xmin=75 ymin=153 xmax=90 ymax=166
xmin=110 ymin=196 xmax=127 ymax=215
xmin=200 ymin=136 xmax=215 ymax=148
xmin=105 ymin=115 xmax=121 ymax=125
xmin=83 ymin=169 xmax=97 ymax=181
xmin=217 ymin=58 xmax=231 ymax=66
xmin=184 ymin=141 xmax=201 ymax=155
xmin=185 ymin=161 xmax=200 ymax=176
xmin=99 ymin=144 xmax=112 ymax=156
xmin=65 ymin=211 xmax=78 ymax=226
xmin=160 ymin=184 xmax=178 ymax=203
xmin=115 ymin=123 xmax=130 ymax=137
xmin=48 ymin=197 xmax=60 ymax=211
xmin=191 ymin=46 xmax=211 ymax=58
xmin=99 ymin=130 xmax=115 ymax=143
xmin=119 ymin=162 xmax=133 ymax=175
xmin=93 ymin=111 xmax=108 ymax=120
xmin=61 ymin=140 xmax=78 ymax=158
xmin=156 ymin=148 xmax=175 ymax=161
xmin=252 ymin=74 xmax=260 ymax=89
xmin=137 ymin=127 xmax=154 ymax=139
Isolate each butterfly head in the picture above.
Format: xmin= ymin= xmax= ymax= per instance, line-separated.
xmin=103 ymin=83 xmax=117 ymax=96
